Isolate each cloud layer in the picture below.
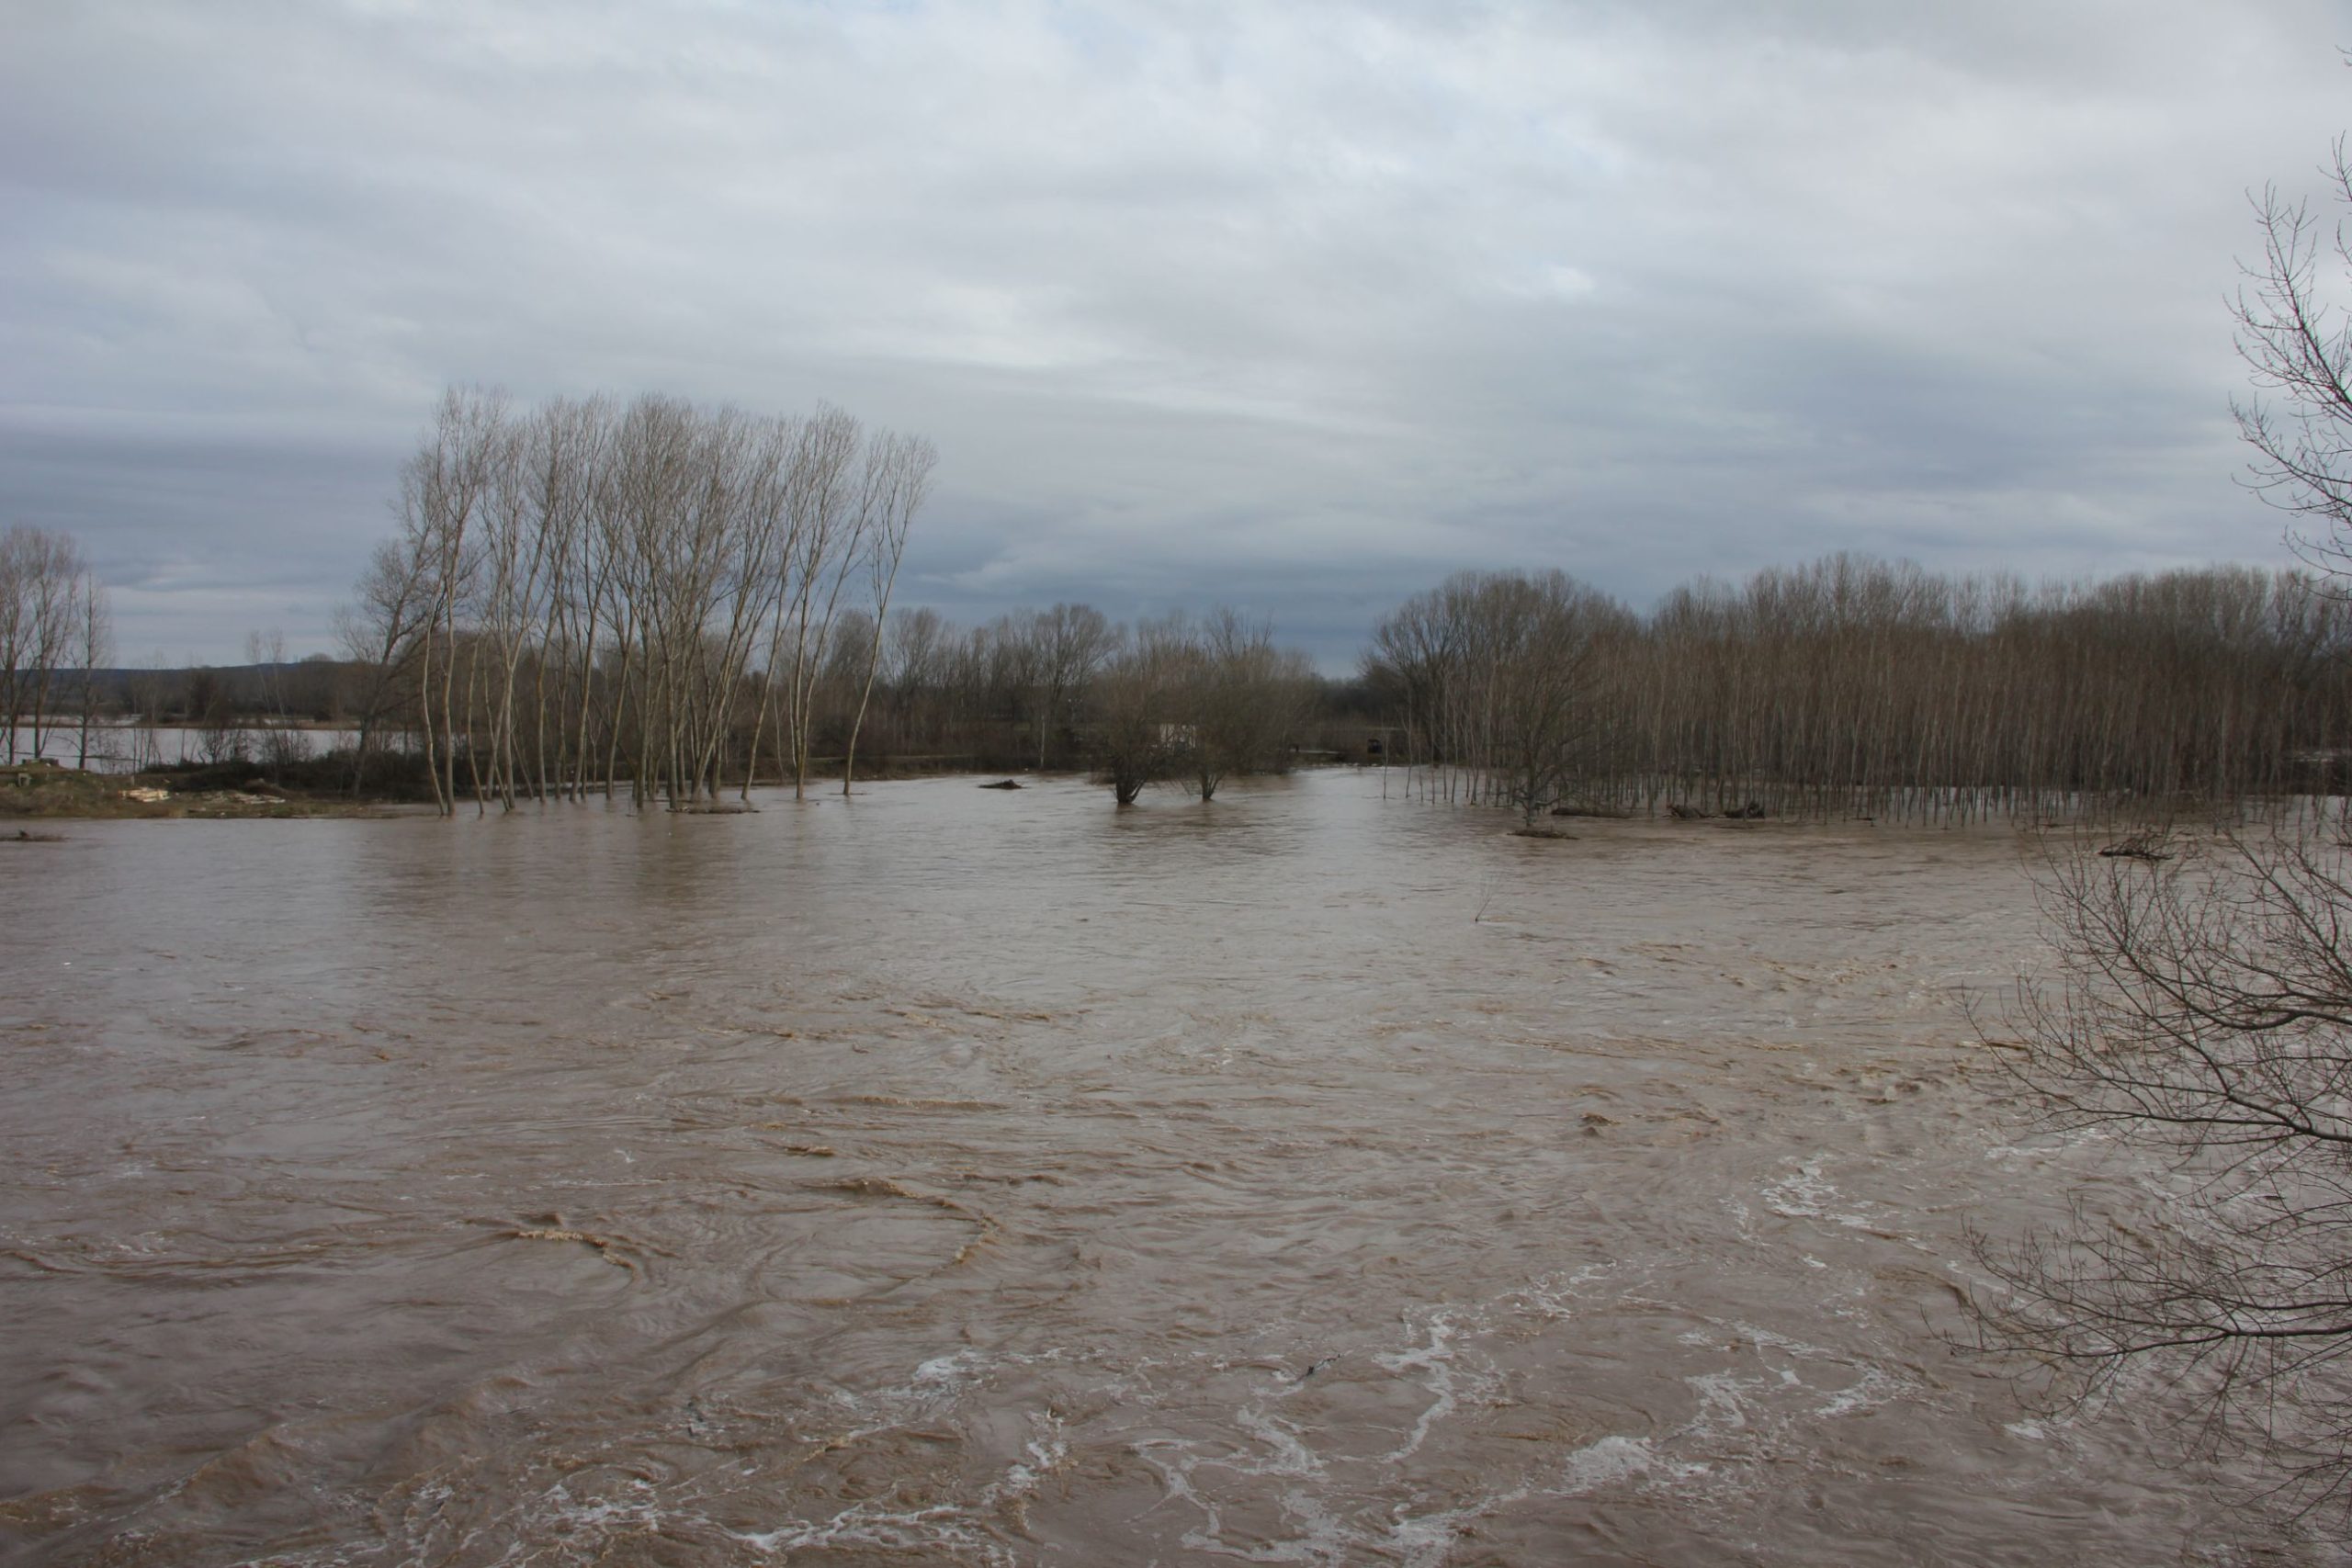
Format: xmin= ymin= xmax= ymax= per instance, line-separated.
xmin=5 ymin=0 xmax=2347 ymax=663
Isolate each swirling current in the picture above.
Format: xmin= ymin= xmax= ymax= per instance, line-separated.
xmin=0 ymin=771 xmax=2329 ymax=1564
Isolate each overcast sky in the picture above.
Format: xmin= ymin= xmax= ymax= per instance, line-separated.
xmin=6 ymin=1 xmax=2351 ymax=666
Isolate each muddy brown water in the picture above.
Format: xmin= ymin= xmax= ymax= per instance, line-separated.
xmin=0 ymin=772 xmax=2327 ymax=1564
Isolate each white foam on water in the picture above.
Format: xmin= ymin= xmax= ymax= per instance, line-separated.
xmin=496 ymin=1475 xmax=667 ymax=1566
xmin=1684 ymin=1371 xmax=1757 ymax=1436
xmin=1760 ymin=1155 xmax=1876 ymax=1227
xmin=1377 ymin=1492 xmax=1531 ymax=1568
xmin=730 ymin=1416 xmax=1062 ymax=1567
xmin=1139 ymin=1442 xmax=1531 ymax=1568
xmin=980 ymin=1427 xmax=1069 ymax=1506
xmin=1126 ymin=1318 xmax=1535 ymax=1567
xmin=731 ymin=1497 xmax=1014 ymax=1567
xmin=1373 ymin=1316 xmax=1463 ymax=1462
xmin=1813 ymin=1366 xmax=1899 ymax=1418
xmin=1549 ymin=1434 xmax=1707 ymax=1495
xmin=1235 ymin=1406 xmax=1324 ymax=1479
xmin=915 ymin=1348 xmax=982 ymax=1385
xmin=1515 ymin=1263 xmax=1618 ymax=1319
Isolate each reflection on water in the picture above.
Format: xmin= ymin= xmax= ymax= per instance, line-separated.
xmin=0 ymin=773 xmax=2323 ymax=1563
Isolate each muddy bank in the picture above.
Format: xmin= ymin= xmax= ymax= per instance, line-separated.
xmin=1 ymin=764 xmax=403 ymax=820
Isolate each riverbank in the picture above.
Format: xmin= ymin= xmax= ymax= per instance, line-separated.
xmin=0 ymin=762 xmax=409 ymax=821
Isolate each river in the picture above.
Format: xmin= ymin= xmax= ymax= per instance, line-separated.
xmin=0 ymin=771 xmax=2324 ymax=1564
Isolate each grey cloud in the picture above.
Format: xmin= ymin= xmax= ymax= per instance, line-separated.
xmin=2 ymin=0 xmax=2345 ymax=666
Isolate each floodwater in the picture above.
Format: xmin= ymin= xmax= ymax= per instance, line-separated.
xmin=0 ymin=772 xmax=2324 ymax=1565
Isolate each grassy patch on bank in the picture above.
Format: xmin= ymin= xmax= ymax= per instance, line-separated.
xmin=0 ymin=761 xmax=401 ymax=819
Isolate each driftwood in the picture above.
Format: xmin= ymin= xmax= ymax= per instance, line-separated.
xmin=1675 ymin=800 xmax=1764 ymax=821
xmin=979 ymin=779 xmax=1023 ymax=791
xmin=1551 ymin=803 xmax=1633 ymax=819
xmin=2098 ymin=831 xmax=2175 ymax=862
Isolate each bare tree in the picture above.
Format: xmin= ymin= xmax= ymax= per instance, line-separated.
xmin=402 ymin=386 xmax=506 ymax=814
xmin=126 ymin=654 xmax=170 ymax=769
xmin=1092 ymin=617 xmax=1188 ymax=806
xmin=1025 ymin=603 xmax=1117 ymax=769
xmin=72 ymin=573 xmax=111 ymax=771
xmin=1970 ymin=125 xmax=2352 ymax=1517
xmin=884 ymin=604 xmax=947 ymax=748
xmin=769 ymin=404 xmax=868 ymax=800
xmin=842 ymin=431 xmax=937 ymax=793
xmin=2234 ymin=137 xmax=2352 ymax=581
xmin=188 ymin=666 xmax=245 ymax=765
xmin=1178 ymin=608 xmax=1313 ymax=800
xmin=1482 ymin=573 xmax=1620 ymax=826
xmin=246 ymin=628 xmax=309 ymax=776
xmin=1976 ymin=831 xmax=2352 ymax=1508
xmin=0 ymin=531 xmax=27 ymax=763
xmin=23 ymin=534 xmax=75 ymax=762
xmin=0 ymin=526 xmax=105 ymax=765
xmin=336 ymin=536 xmax=431 ymax=795
xmin=1366 ymin=570 xmax=1626 ymax=824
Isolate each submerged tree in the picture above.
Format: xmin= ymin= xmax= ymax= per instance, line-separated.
xmin=1369 ymin=553 xmax=2352 ymax=826
xmin=1367 ymin=568 xmax=1629 ymax=823
xmin=1176 ymin=608 xmax=1314 ymax=801
xmin=1090 ymin=618 xmax=1180 ymax=806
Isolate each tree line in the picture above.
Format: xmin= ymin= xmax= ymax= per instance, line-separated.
xmin=34 ymin=537 xmax=2352 ymax=828
xmin=1368 ymin=555 xmax=2352 ymax=825
xmin=25 ymin=388 xmax=2352 ymax=827
xmin=335 ymin=584 xmax=1317 ymax=807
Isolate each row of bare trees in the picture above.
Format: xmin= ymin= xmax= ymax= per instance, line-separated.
xmin=339 ymin=580 xmax=1316 ymax=805
xmin=344 ymin=388 xmax=934 ymax=813
xmin=0 ymin=525 xmax=112 ymax=767
xmin=1370 ymin=556 xmax=2352 ymax=825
